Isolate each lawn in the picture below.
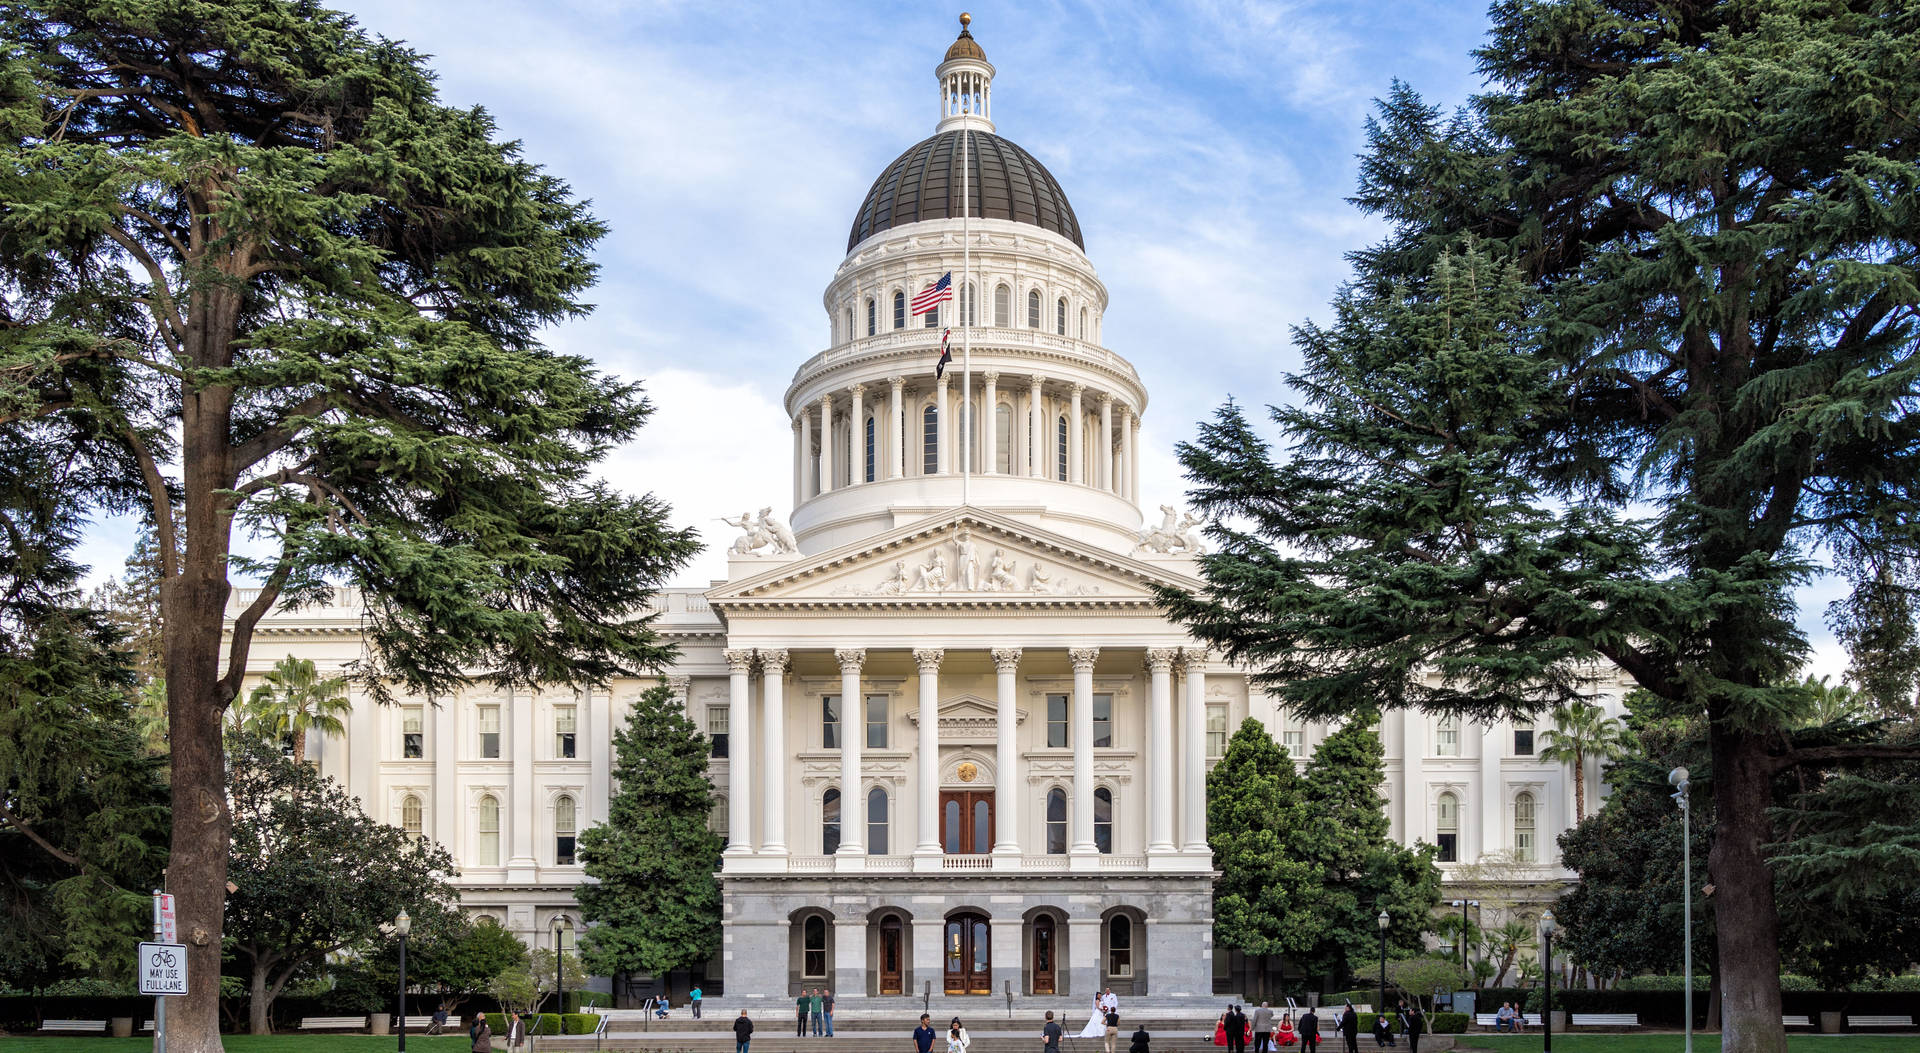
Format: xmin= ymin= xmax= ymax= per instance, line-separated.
xmin=1460 ymin=1037 xmax=1917 ymax=1053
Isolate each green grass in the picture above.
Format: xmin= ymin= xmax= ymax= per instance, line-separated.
xmin=1460 ymin=1037 xmax=1917 ymax=1053
xmin=2 ymin=1038 xmax=475 ymax=1053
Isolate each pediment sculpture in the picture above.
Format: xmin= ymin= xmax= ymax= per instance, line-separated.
xmin=722 ymin=506 xmax=800 ymax=556
xmin=833 ymin=531 xmax=1101 ymax=596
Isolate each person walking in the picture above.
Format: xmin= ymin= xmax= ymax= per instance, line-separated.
xmin=1398 ymin=1002 xmax=1424 ymax=1053
xmin=733 ymin=1010 xmax=754 ymax=1053
xmin=915 ymin=1015 xmax=939 ymax=1053
xmin=691 ymin=986 xmax=703 ymax=1020
xmin=469 ymin=1014 xmax=493 ymax=1053
xmin=1042 ymin=1011 xmax=1063 ymax=1053
xmin=1339 ymin=1004 xmax=1359 ymax=1053
xmin=823 ymin=990 xmax=835 ymax=1037
xmin=809 ymin=989 xmax=825 ymax=1037
xmin=1297 ymin=1008 xmax=1320 ymax=1053
xmin=1252 ymin=1002 xmax=1275 ymax=1053
xmin=1225 ymin=1005 xmax=1248 ymax=1053
xmin=797 ymin=990 xmax=811 ymax=1037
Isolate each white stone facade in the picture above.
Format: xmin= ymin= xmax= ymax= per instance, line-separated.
xmin=231 ymin=20 xmax=1627 ymax=1005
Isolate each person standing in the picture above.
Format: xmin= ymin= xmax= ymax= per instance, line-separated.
xmin=951 ymin=1017 xmax=972 ymax=1053
xmin=809 ymin=989 xmax=824 ymax=1037
xmin=1103 ymin=1001 xmax=1121 ymax=1053
xmin=733 ymin=1010 xmax=754 ymax=1053
xmin=469 ymin=1015 xmax=493 ymax=1053
xmin=1129 ymin=1023 xmax=1151 ymax=1053
xmin=915 ymin=1015 xmax=939 ymax=1053
xmin=690 ymin=986 xmax=703 ymax=1020
xmin=1297 ymin=1008 xmax=1320 ymax=1053
xmin=1042 ymin=1011 xmax=1063 ymax=1053
xmin=1252 ymin=1002 xmax=1275 ymax=1053
xmin=507 ymin=1011 xmax=526 ymax=1052
xmin=1399 ymin=1002 xmax=1424 ymax=1053
xmin=797 ymin=990 xmax=811 ymax=1037
xmin=1225 ymin=1004 xmax=1248 ymax=1053
xmin=823 ymin=990 xmax=835 ymax=1037
xmin=1339 ymin=1003 xmax=1359 ymax=1053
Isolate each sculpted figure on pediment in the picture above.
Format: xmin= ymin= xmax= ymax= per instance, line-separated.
xmin=985 ymin=549 xmax=1018 ymax=591
xmin=874 ymin=559 xmax=910 ymax=595
xmin=955 ymin=531 xmax=979 ymax=590
xmin=911 ymin=549 xmax=949 ymax=592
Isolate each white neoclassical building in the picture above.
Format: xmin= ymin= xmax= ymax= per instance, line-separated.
xmin=234 ymin=18 xmax=1625 ymax=1006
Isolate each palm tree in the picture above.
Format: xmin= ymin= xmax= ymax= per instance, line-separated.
xmin=247 ymin=655 xmax=351 ymax=766
xmin=1536 ymin=701 xmax=1628 ymax=820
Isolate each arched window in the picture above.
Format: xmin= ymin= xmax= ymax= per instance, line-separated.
xmin=925 ymin=299 xmax=939 ymax=328
xmin=803 ymin=914 xmax=828 ymax=978
xmin=555 ymin=794 xmax=577 ymax=865
xmin=866 ymin=298 xmax=876 ymax=336
xmin=1094 ymin=787 xmax=1114 ymax=854
xmin=1045 ymin=788 xmax=1068 ymax=854
xmin=1436 ymin=791 xmax=1459 ymax=863
xmin=994 ymin=284 xmax=1011 ymax=327
xmin=401 ymin=794 xmax=423 ymax=841
xmin=1056 ymin=415 xmax=1069 ymax=480
xmin=892 ymin=291 xmax=906 ymax=329
xmin=1107 ymin=915 xmax=1133 ymax=977
xmin=1080 ymin=306 xmax=1088 ymax=338
xmin=477 ymin=795 xmax=500 ymax=866
xmin=1514 ymin=791 xmax=1537 ymax=862
xmin=823 ymin=788 xmax=842 ymax=855
xmin=922 ymin=405 xmax=939 ymax=475
xmin=863 ymin=416 xmax=876 ymax=483
xmin=1056 ymin=297 xmax=1067 ymax=335
xmin=995 ymin=404 xmax=1013 ymax=473
xmin=962 ymin=283 xmax=976 ymax=327
xmin=1027 ymin=289 xmax=1041 ymax=329
xmin=844 ymin=308 xmax=852 ymax=342
xmin=868 ymin=787 xmax=889 ymax=855
xmin=710 ymin=796 xmax=728 ymax=848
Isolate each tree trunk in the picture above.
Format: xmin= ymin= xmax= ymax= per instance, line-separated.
xmin=1572 ymin=750 xmax=1586 ymax=821
xmin=250 ymin=963 xmax=272 ymax=1035
xmin=1706 ymin=972 xmax=1722 ymax=1031
xmin=292 ymin=729 xmax=305 ymax=767
xmin=1709 ymin=724 xmax=1786 ymax=1053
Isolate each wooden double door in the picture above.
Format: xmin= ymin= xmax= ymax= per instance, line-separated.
xmin=944 ymin=912 xmax=991 ymax=994
xmin=940 ymin=791 xmax=994 ymax=854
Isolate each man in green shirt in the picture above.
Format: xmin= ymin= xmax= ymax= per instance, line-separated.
xmin=797 ymin=990 xmax=811 ymax=1037
xmin=809 ymin=990 xmax=825 ymax=1036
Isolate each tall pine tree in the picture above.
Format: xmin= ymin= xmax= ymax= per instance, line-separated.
xmin=1207 ymin=718 xmax=1321 ymax=997
xmin=576 ymin=685 xmax=723 ymax=988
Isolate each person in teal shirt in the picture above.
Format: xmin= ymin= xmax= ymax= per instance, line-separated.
xmin=690 ymin=986 xmax=703 ymax=1020
xmin=809 ymin=991 xmax=824 ymax=1036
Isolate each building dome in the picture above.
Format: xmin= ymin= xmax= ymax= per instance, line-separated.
xmin=846 ymin=129 xmax=1084 ymax=253
xmin=944 ymin=23 xmax=986 ymax=62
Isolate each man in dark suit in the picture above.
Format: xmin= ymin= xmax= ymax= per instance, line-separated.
xmin=1297 ymin=1009 xmax=1320 ymax=1053
xmin=1225 ymin=1005 xmax=1248 ymax=1053
xmin=1339 ymin=1004 xmax=1359 ymax=1053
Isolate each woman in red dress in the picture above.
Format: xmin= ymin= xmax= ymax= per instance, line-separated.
xmin=1214 ymin=1015 xmax=1228 ymax=1046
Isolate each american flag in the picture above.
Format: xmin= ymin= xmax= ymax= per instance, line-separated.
xmin=910 ymin=272 xmax=953 ymax=316
xmin=936 ymin=328 xmax=952 ymax=379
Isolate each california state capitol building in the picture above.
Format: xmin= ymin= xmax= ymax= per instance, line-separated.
xmin=233 ymin=18 xmax=1628 ymax=1007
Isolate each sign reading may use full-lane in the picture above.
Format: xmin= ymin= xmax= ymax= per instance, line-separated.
xmin=138 ymin=942 xmax=188 ymax=996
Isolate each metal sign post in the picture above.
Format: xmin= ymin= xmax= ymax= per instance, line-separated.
xmin=150 ymin=890 xmax=175 ymax=1053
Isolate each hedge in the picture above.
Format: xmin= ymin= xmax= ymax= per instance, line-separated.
xmin=478 ymin=1013 xmax=594 ymax=1036
xmin=1350 ymin=1012 xmax=1467 ymax=1035
xmin=1515 ymin=988 xmax=1920 ymax=1026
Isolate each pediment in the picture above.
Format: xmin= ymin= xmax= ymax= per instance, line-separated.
xmin=707 ymin=508 xmax=1197 ymax=609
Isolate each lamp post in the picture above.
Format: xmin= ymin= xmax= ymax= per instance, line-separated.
xmin=1377 ymin=910 xmax=1390 ymax=1015
xmin=1450 ymin=899 xmax=1479 ymax=989
xmin=1538 ymin=909 xmax=1556 ymax=1053
xmin=394 ymin=910 xmax=411 ymax=1053
xmin=550 ymin=915 xmax=573 ymax=1017
xmin=1670 ymin=767 xmax=1694 ymax=1053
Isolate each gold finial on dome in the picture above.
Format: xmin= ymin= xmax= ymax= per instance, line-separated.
xmin=960 ymin=12 xmax=971 ymax=26
xmin=945 ymin=12 xmax=986 ymax=62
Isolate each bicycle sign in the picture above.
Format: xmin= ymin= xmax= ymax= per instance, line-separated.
xmin=138 ymin=942 xmax=188 ymax=996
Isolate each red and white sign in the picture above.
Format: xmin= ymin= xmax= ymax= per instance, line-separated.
xmin=154 ymin=893 xmax=176 ymax=943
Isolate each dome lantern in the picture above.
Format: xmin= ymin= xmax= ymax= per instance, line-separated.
xmin=936 ymin=13 xmax=994 ymax=134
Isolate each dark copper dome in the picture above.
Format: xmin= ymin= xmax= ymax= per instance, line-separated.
xmin=846 ymin=129 xmax=1084 ymax=253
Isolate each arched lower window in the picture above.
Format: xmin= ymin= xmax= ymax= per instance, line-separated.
xmin=892 ymin=291 xmax=906 ymax=329
xmin=1056 ymin=415 xmax=1069 ymax=480
xmin=823 ymin=788 xmax=842 ymax=855
xmin=401 ymin=794 xmax=422 ymax=841
xmin=994 ymin=284 xmax=1011 ymax=327
xmin=803 ymin=914 xmax=828 ymax=978
xmin=866 ymin=298 xmax=876 ymax=336
xmin=1045 ymin=788 xmax=1068 ymax=854
xmin=1107 ymin=915 xmax=1133 ymax=977
xmin=1094 ymin=787 xmax=1114 ymax=854
xmin=1080 ymin=306 xmax=1088 ymax=338
xmin=844 ymin=308 xmax=852 ymax=343
xmin=863 ymin=416 xmax=876 ymax=482
xmin=555 ymin=794 xmax=577 ymax=865
xmin=962 ymin=282 xmax=976 ymax=327
xmin=1056 ymin=297 xmax=1067 ymax=335
xmin=1027 ymin=289 xmax=1041 ymax=328
xmin=1514 ymin=791 xmax=1537 ymax=862
xmin=477 ymin=795 xmax=500 ymax=866
xmin=1436 ymin=791 xmax=1459 ymax=863
xmin=995 ymin=404 xmax=1013 ymax=473
xmin=868 ymin=787 xmax=889 ymax=855
xmin=922 ymin=405 xmax=939 ymax=475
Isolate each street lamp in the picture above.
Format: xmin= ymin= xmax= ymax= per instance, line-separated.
xmin=550 ymin=915 xmax=573 ymax=1017
xmin=1450 ymin=899 xmax=1479 ymax=989
xmin=1539 ymin=909 xmax=1556 ymax=1053
xmin=1670 ymin=767 xmax=1694 ymax=1053
xmin=1377 ymin=910 xmax=1390 ymax=1015
xmin=394 ymin=910 xmax=412 ymax=1053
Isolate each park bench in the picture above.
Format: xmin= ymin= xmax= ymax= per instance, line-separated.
xmin=40 ymin=1020 xmax=108 ymax=1033
xmin=297 ymin=1016 xmax=368 ymax=1031
xmin=1782 ymin=1015 xmax=1812 ymax=1028
xmin=1846 ymin=1015 xmax=1914 ymax=1030
xmin=1570 ymin=1013 xmax=1639 ymax=1029
xmin=1473 ymin=1012 xmax=1538 ymax=1030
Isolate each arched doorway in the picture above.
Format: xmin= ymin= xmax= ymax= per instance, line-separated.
xmin=879 ymin=915 xmax=905 ymax=995
xmin=944 ymin=913 xmax=991 ymax=994
xmin=1031 ymin=915 xmax=1057 ymax=994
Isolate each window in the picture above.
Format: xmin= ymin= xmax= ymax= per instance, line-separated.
xmin=1436 ymin=715 xmax=1461 ymax=756
xmin=1283 ymin=729 xmax=1304 ymax=754
xmin=864 ymin=416 xmax=876 ymax=483
xmin=866 ymin=694 xmax=889 ymax=748
xmin=1206 ymin=704 xmax=1230 ymax=759
xmin=1514 ymin=792 xmax=1537 ymax=861
xmin=822 ymin=788 xmax=842 ymax=855
xmin=402 ymin=705 xmax=424 ymax=758
xmin=1056 ymin=297 xmax=1067 ymax=335
xmin=1046 ymin=694 xmax=1068 ymax=748
xmin=477 ymin=705 xmax=501 ymax=759
xmin=1056 ymin=415 xmax=1068 ymax=480
xmin=554 ymin=704 xmax=576 ymax=759
xmin=995 ymin=404 xmax=1013 ymax=473
xmin=892 ymin=291 xmax=906 ymax=329
xmin=1108 ymin=915 xmax=1133 ymax=977
xmin=961 ymin=282 xmax=975 ymax=327
xmin=924 ymin=300 xmax=939 ymax=328
xmin=1092 ymin=693 xmax=1113 ymax=748
xmin=844 ymin=308 xmax=852 ymax=342
xmin=710 ymin=796 xmax=728 ymax=848
xmin=1514 ymin=718 xmax=1535 ymax=756
xmin=554 ymin=918 xmax=576 ymax=953
xmin=803 ymin=915 xmax=828 ymax=977
xmin=1027 ymin=289 xmax=1041 ymax=328
xmin=867 ymin=787 xmax=889 ymax=855
xmin=994 ymin=284 xmax=1011 ymax=327
xmin=708 ymin=705 xmax=729 ymax=758
xmin=401 ymin=794 xmax=423 ymax=841
xmin=1045 ymin=788 xmax=1067 ymax=854
xmin=866 ymin=298 xmax=876 ymax=336
xmin=555 ymin=795 xmax=577 ymax=865
xmin=477 ymin=795 xmax=500 ymax=865
xmin=1080 ymin=306 xmax=1088 ymax=338
xmin=1094 ymin=787 xmax=1114 ymax=854
xmin=922 ymin=405 xmax=939 ymax=474
xmin=1436 ymin=791 xmax=1459 ymax=863
xmin=822 ymin=696 xmax=840 ymax=749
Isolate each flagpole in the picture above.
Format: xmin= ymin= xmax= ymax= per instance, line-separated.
xmin=960 ymin=118 xmax=972 ymax=507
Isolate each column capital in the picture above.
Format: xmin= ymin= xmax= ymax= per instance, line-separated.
xmin=982 ymin=370 xmax=999 ymax=384
xmin=913 ymin=647 xmax=945 ymax=672
xmin=723 ymin=649 xmax=755 ymax=673
xmin=1068 ymin=647 xmax=1100 ymax=673
xmin=793 ymin=415 xmax=804 ymax=431
xmin=1178 ymin=646 xmax=1213 ymax=671
xmin=835 ymin=647 xmax=867 ymax=672
xmin=665 ymin=674 xmax=691 ymax=699
xmin=990 ymin=647 xmax=1023 ymax=672
xmin=819 ymin=392 xmax=834 ymax=408
xmin=850 ymin=382 xmax=867 ymax=397
xmin=888 ymin=375 xmax=906 ymax=391
xmin=1031 ymin=373 xmax=1046 ymax=388
xmin=1146 ymin=647 xmax=1180 ymax=672
xmin=936 ymin=372 xmax=950 ymax=391
xmin=1097 ymin=391 xmax=1113 ymax=406
xmin=1069 ymin=382 xmax=1086 ymax=397
xmin=757 ymin=648 xmax=790 ymax=674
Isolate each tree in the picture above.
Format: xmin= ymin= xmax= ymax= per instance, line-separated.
xmin=246 ymin=655 xmax=349 ymax=765
xmin=224 ymin=740 xmax=457 ymax=1034
xmin=0 ymin=5 xmax=701 ymax=1049
xmin=1536 ymin=702 xmax=1629 ymax=820
xmin=402 ymin=916 xmax=529 ymax=1014
xmin=87 ymin=526 xmax=175 ymax=684
xmin=1206 ymin=718 xmax=1323 ymax=996
xmin=575 ymin=685 xmax=723 ymax=983
xmin=1162 ymin=2 xmax=1920 ymax=1045
xmin=1384 ymin=957 xmax=1459 ymax=1011
xmin=487 ymin=947 xmax=584 ymax=1017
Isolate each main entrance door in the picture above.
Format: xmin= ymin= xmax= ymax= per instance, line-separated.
xmin=879 ymin=916 xmax=904 ymax=995
xmin=944 ymin=913 xmax=991 ymax=995
xmin=940 ymin=791 xmax=994 ymax=854
xmin=1032 ymin=916 xmax=1057 ymax=994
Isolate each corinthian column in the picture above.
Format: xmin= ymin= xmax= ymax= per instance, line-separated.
xmin=1068 ymin=383 xmax=1085 ymax=484
xmin=818 ymin=394 xmax=835 ymax=494
xmin=1180 ymin=649 xmax=1208 ymax=853
xmin=723 ymin=649 xmax=755 ymax=855
xmin=835 ymin=647 xmax=866 ymax=855
xmin=1146 ymin=648 xmax=1179 ymax=854
xmin=848 ymin=383 xmax=866 ymax=484
xmin=982 ymin=372 xmax=999 ymax=474
xmin=913 ymin=648 xmax=944 ymax=858
xmin=1068 ymin=647 xmax=1100 ymax=856
xmin=991 ymin=647 xmax=1022 ymax=859
xmin=1029 ymin=375 xmax=1047 ymax=478
xmin=792 ymin=415 xmax=804 ymax=507
xmin=1128 ymin=411 xmax=1141 ymax=502
xmin=1119 ymin=404 xmax=1136 ymax=500
xmin=1097 ymin=395 xmax=1113 ymax=491
xmin=759 ymin=648 xmax=790 ymax=855
xmin=888 ymin=376 xmax=905 ymax=479
xmin=936 ymin=374 xmax=952 ymax=474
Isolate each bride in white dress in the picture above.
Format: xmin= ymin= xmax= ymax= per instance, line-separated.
xmin=1077 ymin=996 xmax=1106 ymax=1038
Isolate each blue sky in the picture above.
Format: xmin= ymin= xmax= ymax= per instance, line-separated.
xmin=72 ymin=0 xmax=1851 ymax=678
